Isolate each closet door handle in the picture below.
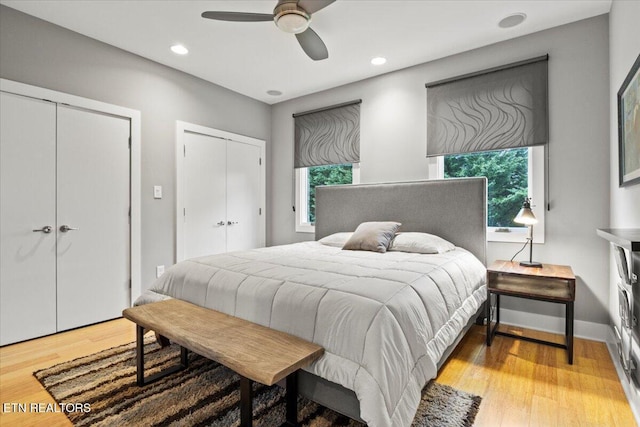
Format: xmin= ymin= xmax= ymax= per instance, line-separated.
xmin=227 ymin=221 xmax=238 ymax=225
xmin=216 ymin=221 xmax=226 ymax=226
xmin=33 ymin=226 xmax=53 ymax=234
xmin=59 ymin=225 xmax=79 ymax=232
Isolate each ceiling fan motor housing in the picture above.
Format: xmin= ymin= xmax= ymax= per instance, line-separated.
xmin=274 ymin=0 xmax=311 ymax=34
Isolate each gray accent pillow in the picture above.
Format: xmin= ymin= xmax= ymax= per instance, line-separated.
xmin=388 ymin=232 xmax=455 ymax=254
xmin=342 ymin=222 xmax=401 ymax=253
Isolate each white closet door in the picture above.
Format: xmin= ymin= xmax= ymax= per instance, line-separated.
xmin=183 ymin=132 xmax=227 ymax=259
xmin=56 ymin=105 xmax=130 ymax=331
xmin=0 ymin=92 xmax=57 ymax=345
xmin=226 ymin=141 xmax=262 ymax=252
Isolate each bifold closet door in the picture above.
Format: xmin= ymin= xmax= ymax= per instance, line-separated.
xmin=181 ymin=131 xmax=262 ymax=259
xmin=226 ymin=141 xmax=261 ymax=252
xmin=183 ymin=132 xmax=227 ymax=259
xmin=0 ymin=92 xmax=57 ymax=345
xmin=56 ymin=105 xmax=130 ymax=331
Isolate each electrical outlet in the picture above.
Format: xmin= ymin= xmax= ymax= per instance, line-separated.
xmin=156 ymin=265 xmax=165 ymax=278
xmin=153 ymin=185 xmax=162 ymax=199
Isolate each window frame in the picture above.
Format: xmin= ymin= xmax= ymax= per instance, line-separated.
xmin=295 ymin=163 xmax=360 ymax=233
xmin=434 ymin=146 xmax=545 ymax=243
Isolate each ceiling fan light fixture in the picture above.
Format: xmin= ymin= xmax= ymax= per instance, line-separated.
xmin=201 ymin=0 xmax=333 ymax=60
xmin=275 ymin=10 xmax=310 ymax=34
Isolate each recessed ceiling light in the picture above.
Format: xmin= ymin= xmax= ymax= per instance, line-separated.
xmin=267 ymin=90 xmax=283 ymax=96
xmin=499 ymin=13 xmax=527 ymax=29
xmin=371 ymin=57 xmax=387 ymax=66
xmin=170 ymin=44 xmax=189 ymax=55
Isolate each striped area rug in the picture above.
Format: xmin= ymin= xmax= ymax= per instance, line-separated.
xmin=34 ymin=339 xmax=481 ymax=427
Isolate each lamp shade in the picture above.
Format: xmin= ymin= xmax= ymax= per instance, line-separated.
xmin=514 ymin=198 xmax=538 ymax=225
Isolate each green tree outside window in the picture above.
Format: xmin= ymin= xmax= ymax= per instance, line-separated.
xmin=307 ymin=164 xmax=353 ymax=223
xmin=444 ymin=148 xmax=528 ymax=228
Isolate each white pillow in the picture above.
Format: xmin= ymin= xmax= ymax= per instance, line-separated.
xmin=318 ymin=232 xmax=353 ymax=247
xmin=388 ymin=232 xmax=455 ymax=254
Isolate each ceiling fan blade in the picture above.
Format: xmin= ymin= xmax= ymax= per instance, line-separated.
xmin=295 ymin=27 xmax=328 ymax=61
xmin=201 ymin=11 xmax=273 ymax=22
xmin=298 ymin=0 xmax=336 ymax=15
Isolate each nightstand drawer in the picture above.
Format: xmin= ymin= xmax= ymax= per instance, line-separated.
xmin=488 ymin=274 xmax=573 ymax=301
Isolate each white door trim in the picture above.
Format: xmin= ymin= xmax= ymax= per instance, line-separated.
xmin=175 ymin=121 xmax=266 ymax=262
xmin=0 ymin=78 xmax=142 ymax=305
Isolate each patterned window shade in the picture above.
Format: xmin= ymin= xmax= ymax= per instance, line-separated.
xmin=294 ymin=100 xmax=361 ymax=168
xmin=426 ymin=56 xmax=548 ymax=157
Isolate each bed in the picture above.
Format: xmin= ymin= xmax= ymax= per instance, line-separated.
xmin=136 ymin=178 xmax=487 ymax=426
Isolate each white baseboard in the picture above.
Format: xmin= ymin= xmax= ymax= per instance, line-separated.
xmin=498 ymin=308 xmax=610 ymax=342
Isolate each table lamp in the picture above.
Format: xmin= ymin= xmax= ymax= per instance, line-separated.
xmin=514 ymin=197 xmax=542 ymax=267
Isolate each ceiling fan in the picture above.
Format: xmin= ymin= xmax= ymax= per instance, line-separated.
xmin=201 ymin=0 xmax=336 ymax=61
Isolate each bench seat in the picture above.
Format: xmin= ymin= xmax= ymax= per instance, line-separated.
xmin=123 ymin=298 xmax=324 ymax=426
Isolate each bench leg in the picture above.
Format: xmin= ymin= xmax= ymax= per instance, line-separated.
xmin=135 ymin=325 xmax=189 ymax=386
xmin=136 ymin=325 xmax=145 ymax=386
xmin=285 ymin=371 xmax=299 ymax=426
xmin=240 ymin=376 xmax=253 ymax=427
xmin=238 ymin=372 xmax=298 ymax=427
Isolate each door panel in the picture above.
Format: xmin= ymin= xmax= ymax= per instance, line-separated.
xmin=226 ymin=142 xmax=261 ymax=252
xmin=56 ymin=106 xmax=130 ymax=331
xmin=0 ymin=92 xmax=57 ymax=345
xmin=183 ymin=132 xmax=227 ymax=258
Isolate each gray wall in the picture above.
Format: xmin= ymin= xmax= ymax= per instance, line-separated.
xmin=608 ymin=1 xmax=640 ymax=416
xmin=0 ymin=5 xmax=272 ymax=290
xmin=270 ymin=15 xmax=611 ymax=326
xmin=609 ymin=2 xmax=640 ymax=245
xmin=608 ymin=1 xmax=640 ymax=332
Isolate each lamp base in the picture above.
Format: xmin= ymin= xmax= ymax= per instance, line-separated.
xmin=519 ymin=260 xmax=543 ymax=268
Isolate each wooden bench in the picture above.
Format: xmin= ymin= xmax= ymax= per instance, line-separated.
xmin=122 ymin=299 xmax=324 ymax=427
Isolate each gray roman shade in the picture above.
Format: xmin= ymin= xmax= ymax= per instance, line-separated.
xmin=426 ymin=55 xmax=548 ymax=157
xmin=294 ymin=100 xmax=361 ymax=168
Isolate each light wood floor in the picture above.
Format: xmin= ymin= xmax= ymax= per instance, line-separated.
xmin=0 ymin=319 xmax=635 ymax=426
xmin=439 ymin=325 xmax=636 ymax=427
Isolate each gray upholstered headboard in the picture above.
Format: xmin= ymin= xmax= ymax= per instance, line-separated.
xmin=315 ymin=178 xmax=487 ymax=265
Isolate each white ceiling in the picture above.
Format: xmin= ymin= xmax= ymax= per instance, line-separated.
xmin=1 ymin=0 xmax=611 ymax=104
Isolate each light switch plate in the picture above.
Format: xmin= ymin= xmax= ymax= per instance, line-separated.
xmin=156 ymin=265 xmax=165 ymax=278
xmin=153 ymin=185 xmax=162 ymax=199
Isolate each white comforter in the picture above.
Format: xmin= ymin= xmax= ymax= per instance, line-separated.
xmin=136 ymin=241 xmax=486 ymax=427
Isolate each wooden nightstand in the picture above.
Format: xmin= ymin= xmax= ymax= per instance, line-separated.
xmin=485 ymin=260 xmax=576 ymax=364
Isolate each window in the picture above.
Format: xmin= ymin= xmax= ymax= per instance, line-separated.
xmin=293 ymin=100 xmax=361 ymax=233
xmin=436 ymin=146 xmax=545 ymax=243
xmin=295 ymin=163 xmax=360 ymax=233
